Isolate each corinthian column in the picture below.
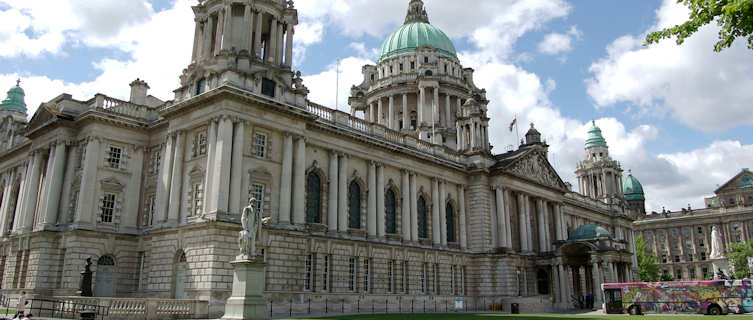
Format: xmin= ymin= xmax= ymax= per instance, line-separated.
xmin=43 ymin=142 xmax=67 ymax=229
xmin=367 ymin=161 xmax=377 ymax=237
xmin=278 ymin=133 xmax=293 ymax=224
xmin=292 ymin=136 xmax=306 ymax=224
xmin=402 ymin=94 xmax=408 ymax=130
xmin=388 ymin=95 xmax=395 ymax=130
xmin=203 ymin=120 xmax=217 ymax=214
xmin=458 ymin=185 xmax=467 ymax=249
xmin=229 ymin=121 xmax=245 ymax=214
xmin=376 ymin=164 xmax=385 ymax=237
xmin=518 ymin=193 xmax=527 ymax=252
xmin=401 ymin=170 xmax=410 ymax=241
xmin=328 ymin=151 xmax=338 ymax=232
xmin=439 ymin=181 xmax=447 ymax=246
xmin=338 ymin=154 xmax=349 ymax=231
xmin=431 ymin=178 xmax=440 ymax=246
xmin=168 ymin=131 xmax=186 ymax=224
xmin=409 ymin=172 xmax=418 ymax=241
xmin=495 ymin=187 xmax=506 ymax=248
xmin=213 ymin=118 xmax=233 ymax=213
xmin=285 ymin=24 xmax=294 ymax=67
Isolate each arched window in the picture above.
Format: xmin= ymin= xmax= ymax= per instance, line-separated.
xmin=417 ymin=196 xmax=428 ymax=239
xmin=174 ymin=251 xmax=187 ymax=299
xmin=94 ymin=256 xmax=116 ymax=297
xmin=537 ymin=269 xmax=550 ymax=295
xmin=348 ymin=181 xmax=361 ymax=229
xmin=424 ymin=70 xmax=433 ymax=76
xmin=306 ymin=172 xmax=322 ymax=224
xmin=385 ymin=189 xmax=396 ymax=234
xmin=446 ymin=202 xmax=455 ymax=243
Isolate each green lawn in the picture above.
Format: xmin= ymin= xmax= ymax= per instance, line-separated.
xmin=280 ymin=314 xmax=753 ymax=320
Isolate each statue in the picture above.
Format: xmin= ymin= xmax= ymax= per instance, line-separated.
xmin=710 ymin=225 xmax=726 ymax=259
xmin=79 ymin=257 xmax=93 ymax=297
xmin=239 ymin=198 xmax=262 ymax=258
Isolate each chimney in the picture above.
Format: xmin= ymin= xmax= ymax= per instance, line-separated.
xmin=129 ymin=79 xmax=150 ymax=105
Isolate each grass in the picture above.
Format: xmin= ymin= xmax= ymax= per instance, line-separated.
xmin=279 ymin=313 xmax=753 ymax=320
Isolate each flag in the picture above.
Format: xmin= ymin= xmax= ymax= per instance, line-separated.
xmin=509 ymin=118 xmax=516 ymax=132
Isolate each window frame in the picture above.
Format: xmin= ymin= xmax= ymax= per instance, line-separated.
xmin=100 ymin=193 xmax=117 ymax=224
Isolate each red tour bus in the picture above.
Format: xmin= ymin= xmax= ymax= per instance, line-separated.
xmin=602 ymin=279 xmax=753 ymax=315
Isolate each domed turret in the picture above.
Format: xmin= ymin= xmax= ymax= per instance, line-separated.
xmin=585 ymin=121 xmax=607 ymax=149
xmin=568 ymin=224 xmax=613 ymax=241
xmin=623 ymin=170 xmax=645 ymax=201
xmin=0 ymin=79 xmax=27 ymax=113
xmin=379 ymin=0 xmax=458 ymax=62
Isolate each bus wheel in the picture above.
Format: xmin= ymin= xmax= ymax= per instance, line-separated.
xmin=628 ymin=305 xmax=642 ymax=315
xmin=708 ymin=305 xmax=722 ymax=315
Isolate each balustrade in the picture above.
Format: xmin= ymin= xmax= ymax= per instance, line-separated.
xmin=89 ymin=94 xmax=158 ymax=121
xmin=53 ymin=297 xmax=208 ymax=320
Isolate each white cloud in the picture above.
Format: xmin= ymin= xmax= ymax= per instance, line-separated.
xmin=303 ymin=56 xmax=373 ymax=112
xmin=538 ymin=26 xmax=582 ymax=56
xmin=586 ymin=0 xmax=753 ymax=132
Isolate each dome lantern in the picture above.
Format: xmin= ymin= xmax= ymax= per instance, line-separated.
xmin=0 ymin=79 xmax=27 ymax=113
xmin=378 ymin=0 xmax=458 ymax=63
xmin=585 ymin=120 xmax=608 ymax=149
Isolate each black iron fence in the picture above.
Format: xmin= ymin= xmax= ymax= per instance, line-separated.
xmin=269 ymin=296 xmax=505 ymax=318
xmin=25 ymin=298 xmax=109 ymax=320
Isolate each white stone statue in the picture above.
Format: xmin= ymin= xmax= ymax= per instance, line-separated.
xmin=709 ymin=225 xmax=726 ymax=260
xmin=239 ymin=198 xmax=262 ymax=258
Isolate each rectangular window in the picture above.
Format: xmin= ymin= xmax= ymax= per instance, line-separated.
xmin=100 ymin=193 xmax=116 ymax=223
xmin=685 ymin=240 xmax=692 ymax=248
xmin=676 ymin=270 xmax=682 ymax=280
xmin=699 ymin=239 xmax=705 ymax=247
xmin=674 ymin=255 xmax=680 ymax=263
xmin=194 ymin=132 xmax=207 ymax=157
xmin=433 ymin=263 xmax=439 ymax=294
xmin=736 ymin=234 xmax=742 ymax=242
xmin=254 ymin=133 xmax=267 ymax=158
xmin=410 ymin=62 xmax=415 ymax=70
xmin=143 ymin=195 xmax=156 ymax=226
xmin=399 ymin=63 xmax=403 ymax=71
xmin=388 ymin=260 xmax=394 ymax=293
xmin=420 ymin=263 xmax=426 ymax=294
xmin=363 ymin=258 xmax=370 ymax=293
xmin=688 ymin=254 xmax=693 ymax=262
xmin=450 ymin=265 xmax=456 ymax=295
xmin=461 ymin=266 xmax=466 ymax=295
xmin=402 ymin=261 xmax=408 ymax=293
xmin=322 ymin=255 xmax=330 ymax=291
xmin=261 ymin=78 xmax=276 ymax=97
xmin=249 ymin=184 xmax=264 ymax=212
xmin=697 ymin=226 xmax=703 ymax=234
xmin=661 ymin=255 xmax=667 ymax=264
xmin=690 ymin=268 xmax=696 ymax=279
xmin=149 ymin=149 xmax=161 ymax=174
xmin=192 ymin=183 xmax=204 ymax=216
xmin=702 ymin=267 xmax=709 ymax=279
xmin=304 ymin=254 xmax=313 ymax=291
xmin=107 ymin=146 xmax=122 ymax=169
xmin=349 ymin=257 xmax=356 ymax=292
xmin=700 ymin=252 xmax=706 ymax=261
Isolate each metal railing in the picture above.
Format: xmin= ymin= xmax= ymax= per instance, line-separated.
xmin=27 ymin=298 xmax=109 ymax=320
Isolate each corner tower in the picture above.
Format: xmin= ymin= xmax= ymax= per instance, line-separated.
xmin=174 ymin=0 xmax=308 ymax=105
xmin=575 ymin=121 xmax=625 ymax=204
xmin=349 ymin=0 xmax=489 ymax=153
xmin=623 ymin=170 xmax=646 ymax=218
xmin=0 ymin=80 xmax=29 ymax=151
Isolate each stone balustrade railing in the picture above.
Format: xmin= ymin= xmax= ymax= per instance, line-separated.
xmin=88 ymin=94 xmax=159 ymax=121
xmin=564 ymin=192 xmax=626 ymax=216
xmin=54 ymin=296 xmax=208 ymax=320
xmin=305 ymin=101 xmax=464 ymax=165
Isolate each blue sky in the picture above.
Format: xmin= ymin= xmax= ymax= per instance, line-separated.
xmin=0 ymin=0 xmax=751 ymax=212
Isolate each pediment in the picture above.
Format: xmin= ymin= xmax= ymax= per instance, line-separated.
xmin=502 ymin=149 xmax=568 ymax=191
xmin=715 ymin=169 xmax=753 ymax=194
xmin=26 ymin=104 xmax=58 ymax=132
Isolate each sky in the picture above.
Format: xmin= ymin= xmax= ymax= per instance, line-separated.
xmin=0 ymin=0 xmax=752 ymax=213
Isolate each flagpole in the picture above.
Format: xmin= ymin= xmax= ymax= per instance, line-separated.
xmin=335 ymin=58 xmax=340 ymax=110
xmin=515 ymin=115 xmax=520 ymax=145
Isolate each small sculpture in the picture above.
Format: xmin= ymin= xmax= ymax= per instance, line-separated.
xmin=239 ymin=198 xmax=262 ymax=258
xmin=710 ymin=225 xmax=726 ymax=259
xmin=79 ymin=257 xmax=93 ymax=297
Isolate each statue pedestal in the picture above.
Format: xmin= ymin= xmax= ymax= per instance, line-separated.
xmin=712 ymin=260 xmax=730 ymax=280
xmin=222 ymin=257 xmax=269 ymax=320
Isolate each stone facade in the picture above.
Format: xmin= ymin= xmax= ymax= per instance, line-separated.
xmin=634 ymin=169 xmax=753 ymax=280
xmin=0 ymin=0 xmax=637 ymax=317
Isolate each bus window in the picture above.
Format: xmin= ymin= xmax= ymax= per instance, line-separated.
xmin=605 ymin=289 xmax=624 ymax=314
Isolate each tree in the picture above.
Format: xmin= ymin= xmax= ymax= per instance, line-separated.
xmin=635 ymin=235 xmax=660 ymax=282
xmin=645 ymin=0 xmax=753 ymax=52
xmin=727 ymin=239 xmax=753 ymax=279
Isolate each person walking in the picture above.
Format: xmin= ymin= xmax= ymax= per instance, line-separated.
xmin=12 ymin=291 xmax=27 ymax=319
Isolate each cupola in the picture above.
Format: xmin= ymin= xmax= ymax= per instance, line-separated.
xmin=0 ymin=79 xmax=26 ymax=113
xmin=379 ymin=0 xmax=458 ymax=63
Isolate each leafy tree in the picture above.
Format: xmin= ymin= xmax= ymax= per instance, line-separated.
xmin=727 ymin=239 xmax=753 ymax=279
xmin=635 ymin=235 xmax=660 ymax=282
xmin=645 ymin=0 xmax=753 ymax=52
xmin=660 ymin=272 xmax=675 ymax=282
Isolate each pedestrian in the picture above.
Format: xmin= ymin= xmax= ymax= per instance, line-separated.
xmin=12 ymin=291 xmax=27 ymax=319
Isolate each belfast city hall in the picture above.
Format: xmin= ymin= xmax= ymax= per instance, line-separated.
xmin=0 ymin=0 xmax=639 ymax=316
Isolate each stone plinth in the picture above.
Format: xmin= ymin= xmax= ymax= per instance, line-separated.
xmin=712 ymin=260 xmax=730 ymax=280
xmin=222 ymin=257 xmax=268 ymax=320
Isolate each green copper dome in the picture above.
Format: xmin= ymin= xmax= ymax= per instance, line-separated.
xmin=623 ymin=170 xmax=645 ymax=201
xmin=568 ymin=224 xmax=613 ymax=241
xmin=378 ymin=0 xmax=457 ymax=63
xmin=585 ymin=121 xmax=607 ymax=148
xmin=0 ymin=80 xmax=26 ymax=113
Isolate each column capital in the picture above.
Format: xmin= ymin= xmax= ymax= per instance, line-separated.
xmin=457 ymin=184 xmax=466 ymax=190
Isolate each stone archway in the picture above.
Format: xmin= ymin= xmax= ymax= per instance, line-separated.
xmin=94 ymin=256 xmax=116 ymax=297
xmin=174 ymin=251 xmax=187 ymax=299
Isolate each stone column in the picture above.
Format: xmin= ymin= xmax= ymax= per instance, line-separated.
xmin=578 ymin=266 xmax=587 ymax=296
xmin=73 ymin=139 xmax=98 ymax=227
xmin=254 ymin=11 xmax=263 ymax=58
xmin=504 ymin=189 xmax=513 ymax=247
xmin=278 ymin=133 xmax=293 ymax=224
xmin=369 ymin=103 xmax=375 ymax=124
xmin=458 ymin=185 xmax=467 ymax=249
xmin=0 ymin=177 xmax=11 ymax=234
xmin=418 ymin=87 xmax=425 ymax=125
xmin=268 ymin=18 xmax=278 ymax=63
xmin=202 ymin=17 xmax=213 ymax=58
xmin=445 ymin=94 xmax=451 ymax=127
xmin=277 ymin=23 xmax=284 ymax=65
xmin=402 ymin=94 xmax=408 ymax=130
xmin=203 ymin=120 xmax=217 ymax=214
xmin=388 ymin=95 xmax=395 ymax=130
xmin=439 ymin=180 xmax=447 ymax=246
xmin=192 ymin=18 xmax=202 ymax=61
xmin=328 ymin=151 xmax=338 ymax=232
xmin=155 ymin=136 xmax=174 ymax=223
xmin=377 ymin=98 xmax=383 ymax=126
xmin=376 ymin=164 xmax=385 ymax=237
xmin=495 ymin=187 xmax=506 ymax=248
xmin=168 ymin=131 xmax=186 ymax=224
xmin=537 ymin=199 xmax=546 ymax=252
xmin=518 ymin=193 xmax=527 ymax=252
xmin=526 ymin=195 xmax=534 ymax=252
xmin=43 ymin=142 xmax=67 ymax=229
xmin=433 ymin=87 xmax=439 ymax=126
xmin=229 ymin=122 xmax=245 ymax=215
xmin=558 ymin=264 xmax=567 ymax=306
xmin=592 ymin=262 xmax=602 ymax=307
xmin=367 ymin=161 xmax=377 ymax=237
xmin=554 ymin=202 xmax=563 ymax=241
xmin=213 ymin=117 xmax=234 ymax=213
xmin=431 ymin=178 xmax=440 ymax=245
xmin=401 ymin=170 xmax=411 ymax=241
xmin=410 ymin=172 xmax=418 ymax=241
xmin=337 ymin=154 xmax=349 ymax=231
xmin=292 ymin=136 xmax=306 ymax=224
xmin=214 ymin=9 xmax=225 ymax=54
xmin=221 ymin=5 xmax=232 ymax=50
xmin=285 ymin=24 xmax=294 ymax=67
xmin=243 ymin=5 xmax=252 ymax=51
xmin=10 ymin=169 xmax=26 ymax=233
